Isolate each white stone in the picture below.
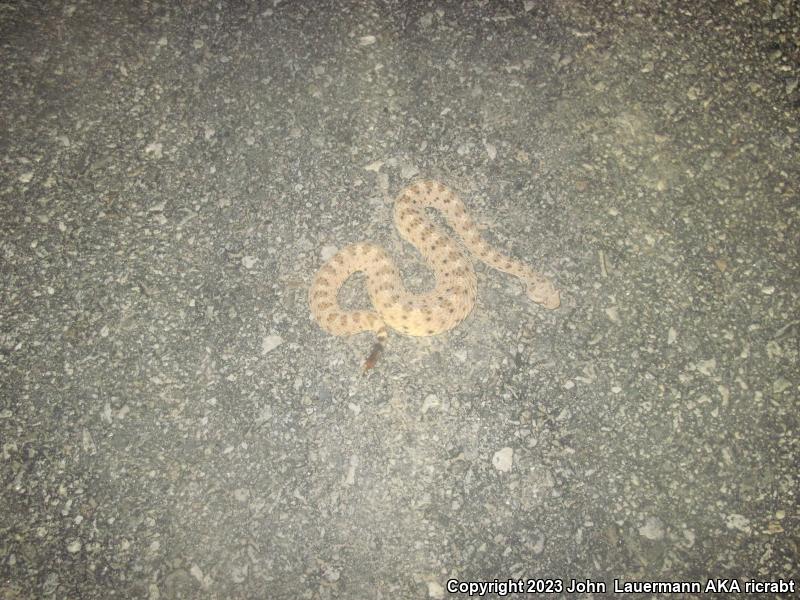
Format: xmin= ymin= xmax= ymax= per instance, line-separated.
xmin=696 ymin=358 xmax=716 ymax=376
xmin=421 ymin=394 xmax=440 ymax=413
xmin=638 ymin=516 xmax=664 ymax=540
xmin=725 ymin=513 xmax=751 ymax=533
xmin=492 ymin=447 xmax=513 ymax=472
xmin=321 ymin=245 xmax=339 ymax=261
xmin=401 ymin=164 xmax=419 ymax=179
xmin=261 ymin=335 xmax=283 ymax=354
xmin=144 ymin=142 xmax=163 ymax=158
xmin=427 ymin=581 xmax=445 ymax=599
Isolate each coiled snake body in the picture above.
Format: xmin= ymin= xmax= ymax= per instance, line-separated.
xmin=309 ymin=180 xmax=559 ymax=369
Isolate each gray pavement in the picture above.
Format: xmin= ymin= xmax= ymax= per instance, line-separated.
xmin=1 ymin=1 xmax=798 ymax=598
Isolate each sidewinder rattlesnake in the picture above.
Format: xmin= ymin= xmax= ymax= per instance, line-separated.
xmin=309 ymin=180 xmax=560 ymax=369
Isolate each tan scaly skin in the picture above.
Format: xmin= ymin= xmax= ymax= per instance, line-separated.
xmin=309 ymin=180 xmax=560 ymax=370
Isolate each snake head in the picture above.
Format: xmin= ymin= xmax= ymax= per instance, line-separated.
xmin=527 ymin=279 xmax=560 ymax=310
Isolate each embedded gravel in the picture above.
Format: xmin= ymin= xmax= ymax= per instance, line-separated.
xmin=1 ymin=1 xmax=798 ymax=598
